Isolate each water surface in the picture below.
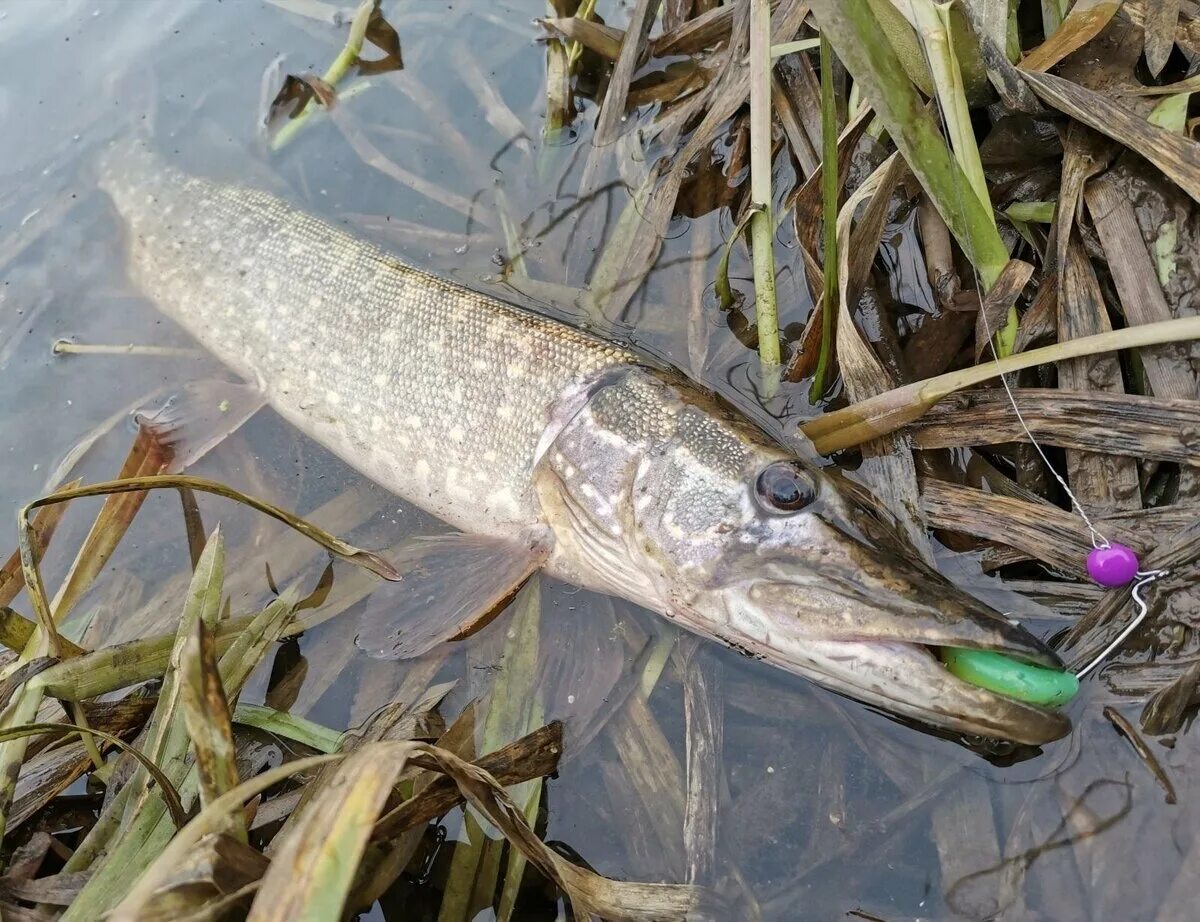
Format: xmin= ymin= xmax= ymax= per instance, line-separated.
xmin=0 ymin=2 xmax=1192 ymax=919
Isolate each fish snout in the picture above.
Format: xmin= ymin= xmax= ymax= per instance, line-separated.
xmin=705 ymin=538 xmax=1074 ymax=745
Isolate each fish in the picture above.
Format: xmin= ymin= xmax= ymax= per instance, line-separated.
xmin=97 ymin=138 xmax=1070 ymax=745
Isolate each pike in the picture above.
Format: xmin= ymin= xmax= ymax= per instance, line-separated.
xmin=99 ymin=139 xmax=1071 ymax=744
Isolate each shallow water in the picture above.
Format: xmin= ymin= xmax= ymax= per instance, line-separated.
xmin=1 ymin=2 xmax=1196 ymax=919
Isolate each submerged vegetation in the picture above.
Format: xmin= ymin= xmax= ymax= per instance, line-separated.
xmin=1 ymin=0 xmax=1200 ymax=918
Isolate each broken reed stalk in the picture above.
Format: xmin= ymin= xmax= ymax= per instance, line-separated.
xmin=1007 ymin=200 xmax=1057 ymax=222
xmin=748 ymin=0 xmax=781 ymax=387
xmin=771 ymin=37 xmax=821 ymax=57
xmin=801 ymin=314 xmax=1200 ymax=453
xmin=52 ymin=341 xmax=203 ymax=358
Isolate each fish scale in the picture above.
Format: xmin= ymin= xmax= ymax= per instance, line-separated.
xmin=99 ymin=139 xmax=635 ymax=539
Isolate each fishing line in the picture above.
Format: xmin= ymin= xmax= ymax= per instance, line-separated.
xmin=895 ymin=0 xmax=1167 ymax=683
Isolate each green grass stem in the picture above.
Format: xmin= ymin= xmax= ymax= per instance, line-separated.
xmin=809 ymin=33 xmax=840 ymax=401
xmin=271 ymin=0 xmax=375 ymax=150
xmin=749 ymin=0 xmax=782 ymax=389
xmin=810 ymin=0 xmax=1010 ymax=291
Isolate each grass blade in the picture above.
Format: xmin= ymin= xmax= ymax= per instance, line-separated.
xmin=1020 ymin=70 xmax=1200 ymax=205
xmin=180 ymin=617 xmax=240 ymax=815
xmin=50 ymin=412 xmax=176 ymax=631
xmin=232 ymin=704 xmax=343 ymax=754
xmin=59 ymin=531 xmax=226 ymax=920
xmin=215 ymin=592 xmax=299 ymax=696
xmin=714 ymin=206 xmax=759 ymax=311
xmin=440 ymin=578 xmax=544 ymax=921
xmin=0 ymin=723 xmax=186 ymax=828
xmin=810 ymin=0 xmax=1010 ymax=289
xmin=0 ymin=482 xmax=77 ymax=609
xmin=412 ymin=742 xmax=714 ymax=920
xmin=124 ymin=529 xmax=224 ymax=818
xmin=1018 ymin=0 xmax=1123 ymax=73
xmin=247 ymin=742 xmax=416 ymax=921
xmin=108 ymin=755 xmax=342 ymax=922
xmin=0 ymin=607 xmax=83 ymax=659
xmin=35 ymin=589 xmax=328 ymax=702
xmin=907 ymin=0 xmax=1013 ymax=352
xmin=20 ymin=474 xmax=399 ymax=581
xmin=593 ymin=0 xmax=662 ymax=145
xmin=370 ymin=722 xmax=564 ymax=841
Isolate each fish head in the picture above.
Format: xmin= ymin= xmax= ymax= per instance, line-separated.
xmin=535 ymin=367 xmax=1070 ymax=745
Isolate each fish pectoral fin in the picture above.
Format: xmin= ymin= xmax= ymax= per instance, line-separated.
xmin=135 ymin=378 xmax=267 ymax=470
xmin=354 ymin=528 xmax=553 ymax=660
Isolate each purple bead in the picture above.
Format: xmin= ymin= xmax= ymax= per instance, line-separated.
xmin=1087 ymin=543 xmax=1140 ymax=588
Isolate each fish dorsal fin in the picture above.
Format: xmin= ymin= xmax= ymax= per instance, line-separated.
xmin=354 ymin=529 xmax=553 ymax=660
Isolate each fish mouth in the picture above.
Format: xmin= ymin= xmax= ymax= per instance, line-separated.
xmin=707 ymin=546 xmax=1073 ymax=745
xmin=784 ymin=636 xmax=1071 ymax=746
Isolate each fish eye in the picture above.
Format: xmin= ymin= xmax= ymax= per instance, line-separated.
xmin=754 ymin=461 xmax=816 ymax=514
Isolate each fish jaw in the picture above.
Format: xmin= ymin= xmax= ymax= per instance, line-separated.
xmin=763 ymin=637 xmax=1070 ymax=745
xmin=535 ymin=366 xmax=1071 ymax=745
xmin=659 ymin=512 xmax=1071 ymax=746
xmin=682 ymin=573 xmax=1071 ymax=746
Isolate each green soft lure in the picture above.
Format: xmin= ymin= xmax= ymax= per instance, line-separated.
xmin=941 ymin=648 xmax=1079 ymax=708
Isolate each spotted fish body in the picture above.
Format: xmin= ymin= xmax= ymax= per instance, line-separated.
xmin=99 ymin=140 xmax=1072 ymax=745
xmin=101 ymin=143 xmax=636 ymax=541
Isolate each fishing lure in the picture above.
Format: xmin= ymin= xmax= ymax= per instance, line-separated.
xmin=943 ymin=540 xmax=1165 ymax=707
xmin=941 ymin=648 xmax=1078 ymax=708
